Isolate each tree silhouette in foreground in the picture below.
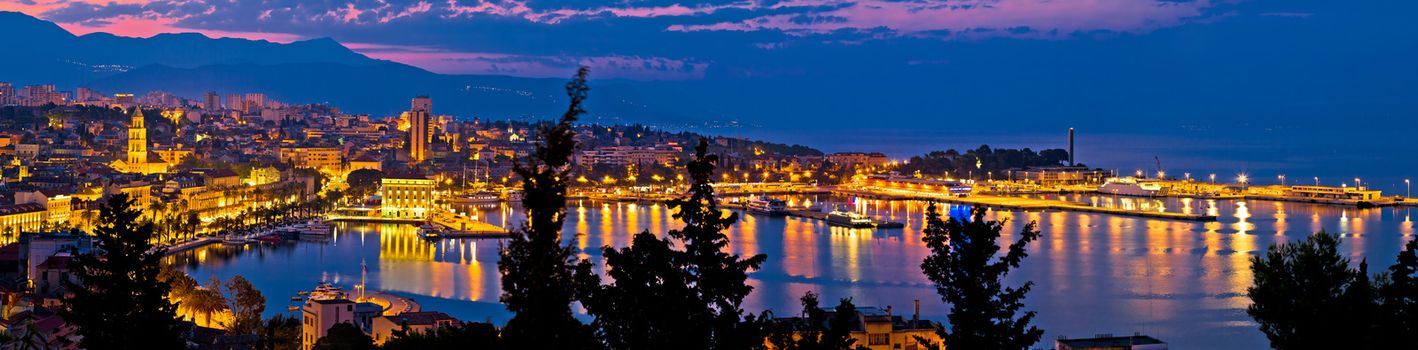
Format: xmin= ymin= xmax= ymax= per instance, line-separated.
xmin=257 ymin=314 xmax=301 ymax=350
xmin=1245 ymin=232 xmax=1418 ymax=349
xmin=1378 ymin=237 xmax=1418 ymax=345
xmin=61 ymin=193 xmax=185 ymax=349
xmin=767 ymin=291 xmax=866 ymax=350
xmin=380 ymin=321 xmax=502 ymax=349
xmin=578 ymin=139 xmax=769 ymax=349
xmin=312 ymin=323 xmax=374 ymax=350
xmin=497 ymin=67 xmax=596 ymax=348
xmin=918 ymin=204 xmax=1042 ymax=350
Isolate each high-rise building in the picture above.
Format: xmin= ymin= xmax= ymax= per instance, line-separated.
xmin=205 ymin=91 xmax=221 ymax=111
xmin=75 ymin=87 xmax=100 ymax=103
xmin=114 ymin=93 xmax=135 ymax=107
xmin=0 ymin=82 xmax=13 ymax=105
xmin=408 ymin=96 xmax=431 ymax=163
xmin=226 ymin=94 xmax=245 ymax=113
xmin=127 ymin=108 xmax=147 ymax=164
xmin=244 ymin=93 xmax=267 ymax=112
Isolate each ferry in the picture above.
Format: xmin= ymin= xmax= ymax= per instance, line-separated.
xmin=826 ymin=210 xmax=874 ymax=228
xmin=1099 ymin=177 xmax=1165 ymax=197
xmin=746 ymin=198 xmax=788 ymax=215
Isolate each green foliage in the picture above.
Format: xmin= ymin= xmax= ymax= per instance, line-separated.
xmin=896 ymin=146 xmax=1071 ymax=179
xmin=1245 ymin=232 xmax=1418 ymax=349
xmin=380 ymin=321 xmax=502 ymax=349
xmin=225 ymin=275 xmax=267 ymax=335
xmin=497 ymin=67 xmax=596 ymax=348
xmin=919 ymin=204 xmax=1042 ymax=350
xmin=61 ymin=193 xmax=185 ymax=350
xmin=313 ymin=323 xmax=375 ymax=350
xmin=346 ymin=169 xmax=384 ymax=199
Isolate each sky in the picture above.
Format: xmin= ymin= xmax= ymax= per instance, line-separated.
xmin=4 ymin=0 xmax=1417 ymax=183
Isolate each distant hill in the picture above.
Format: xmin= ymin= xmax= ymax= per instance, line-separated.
xmin=0 ymin=11 xmax=692 ymax=122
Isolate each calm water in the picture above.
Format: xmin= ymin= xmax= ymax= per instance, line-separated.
xmin=168 ymin=195 xmax=1417 ymax=349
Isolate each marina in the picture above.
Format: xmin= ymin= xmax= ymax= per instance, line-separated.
xmin=167 ymin=195 xmax=1418 ymax=350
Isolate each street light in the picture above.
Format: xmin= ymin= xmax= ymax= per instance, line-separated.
xmin=1237 ymin=174 xmax=1249 ymax=190
xmin=1314 ymin=176 xmax=1319 ymax=186
xmin=1406 ymin=179 xmax=1411 ymax=197
xmin=1355 ymin=177 xmax=1362 ymax=189
xmin=1209 ymin=173 xmax=1216 ymax=183
xmin=1278 ymin=174 xmax=1286 ymax=186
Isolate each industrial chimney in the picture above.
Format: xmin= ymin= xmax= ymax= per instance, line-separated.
xmin=1068 ymin=128 xmax=1075 ymax=166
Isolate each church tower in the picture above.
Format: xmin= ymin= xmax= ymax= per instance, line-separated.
xmin=128 ymin=108 xmax=147 ymax=164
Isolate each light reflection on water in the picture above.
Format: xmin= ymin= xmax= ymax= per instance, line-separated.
xmin=166 ymin=195 xmax=1417 ymax=350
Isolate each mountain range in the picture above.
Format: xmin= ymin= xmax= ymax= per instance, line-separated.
xmin=0 ymin=11 xmax=685 ymax=122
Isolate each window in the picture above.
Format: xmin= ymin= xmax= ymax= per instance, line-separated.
xmin=869 ymin=333 xmax=889 ymax=346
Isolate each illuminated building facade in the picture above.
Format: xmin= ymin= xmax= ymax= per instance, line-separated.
xmin=380 ymin=173 xmax=435 ymax=219
xmin=408 ymin=96 xmax=431 ymax=163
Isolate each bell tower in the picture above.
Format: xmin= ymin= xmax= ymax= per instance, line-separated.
xmin=128 ymin=108 xmax=147 ymax=164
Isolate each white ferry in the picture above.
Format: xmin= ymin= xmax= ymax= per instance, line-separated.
xmin=1099 ymin=177 xmax=1165 ymax=197
xmin=826 ymin=210 xmax=874 ymax=228
xmin=746 ymin=198 xmax=788 ymax=215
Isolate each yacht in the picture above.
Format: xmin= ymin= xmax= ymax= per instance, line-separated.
xmin=1099 ymin=177 xmax=1165 ymax=197
xmin=746 ymin=198 xmax=788 ymax=215
xmin=417 ymin=225 xmax=445 ymax=239
xmin=826 ymin=210 xmax=874 ymax=228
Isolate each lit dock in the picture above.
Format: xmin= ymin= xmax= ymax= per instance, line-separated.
xmin=833 ymin=187 xmax=1218 ymax=221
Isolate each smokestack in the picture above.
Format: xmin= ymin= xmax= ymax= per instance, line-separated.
xmin=913 ymin=300 xmax=920 ymax=323
xmin=1068 ymin=128 xmax=1075 ymax=166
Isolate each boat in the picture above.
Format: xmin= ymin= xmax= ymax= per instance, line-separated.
xmin=1099 ymin=177 xmax=1165 ymax=197
xmin=222 ymin=236 xmax=251 ymax=245
xmin=825 ymin=210 xmax=874 ymax=228
xmin=746 ymin=198 xmax=788 ymax=215
xmin=417 ymin=225 xmax=445 ymax=239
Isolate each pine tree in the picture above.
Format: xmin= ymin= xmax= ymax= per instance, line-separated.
xmin=61 ymin=193 xmax=185 ymax=349
xmin=497 ymin=67 xmax=596 ymax=348
xmin=1377 ymin=237 xmax=1418 ymax=346
xmin=579 ymin=139 xmax=769 ymax=349
xmin=578 ymin=230 xmax=704 ymax=349
xmin=1247 ymin=231 xmax=1379 ymax=349
xmin=669 ymin=139 xmax=770 ymax=348
xmin=918 ymin=204 xmax=1042 ymax=350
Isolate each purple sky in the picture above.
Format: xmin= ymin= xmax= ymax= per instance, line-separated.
xmin=5 ymin=0 xmax=1228 ymax=79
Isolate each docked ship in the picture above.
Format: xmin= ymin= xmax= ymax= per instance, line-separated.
xmin=1099 ymin=177 xmax=1165 ymax=197
xmin=416 ymin=224 xmax=445 ymax=239
xmin=825 ymin=210 xmax=874 ymax=228
xmin=746 ymin=198 xmax=788 ymax=215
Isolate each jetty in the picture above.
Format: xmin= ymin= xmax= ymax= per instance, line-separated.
xmin=834 ymin=187 xmax=1218 ymax=221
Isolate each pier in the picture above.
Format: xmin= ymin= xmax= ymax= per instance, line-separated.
xmin=833 ymin=187 xmax=1218 ymax=221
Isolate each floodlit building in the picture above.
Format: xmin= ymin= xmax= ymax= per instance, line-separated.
xmin=408 ymin=96 xmax=431 ymax=163
xmin=369 ymin=311 xmax=458 ymax=345
xmin=300 ymin=298 xmax=355 ymax=350
xmin=827 ymin=152 xmax=890 ymax=168
xmin=279 ymin=146 xmax=342 ymax=171
xmin=769 ymin=303 xmax=942 ymax=350
xmin=1286 ymin=185 xmax=1382 ymax=201
xmin=380 ymin=172 xmax=435 ymax=219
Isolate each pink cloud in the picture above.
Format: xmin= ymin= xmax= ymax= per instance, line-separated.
xmin=669 ymin=0 xmax=1215 ymax=39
